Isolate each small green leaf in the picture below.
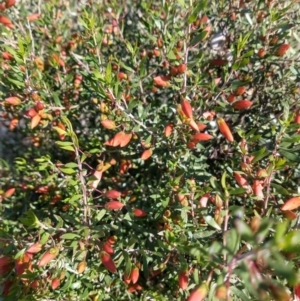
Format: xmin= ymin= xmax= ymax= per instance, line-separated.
xmin=54 ymin=127 xmax=67 ymax=136
xmin=61 ymin=233 xmax=81 ymax=240
xmin=275 ymin=157 xmax=287 ymax=168
xmin=192 ymin=268 xmax=200 ymax=285
xmin=96 ymin=209 xmax=107 ymax=222
xmin=281 ymin=135 xmax=300 ymax=144
xmin=79 ymin=17 xmax=90 ymax=30
xmin=60 ymin=145 xmax=75 ymax=152
xmin=209 ymin=176 xmax=222 ymax=192
xmin=190 ymin=31 xmax=209 ymax=46
xmin=208 ymin=241 xmax=222 ymax=256
xmin=139 ymin=58 xmax=148 ymax=78
xmin=56 ymin=141 xmax=74 ymax=146
xmin=230 ymin=286 xmax=251 ymax=301
xmin=232 ymin=58 xmax=249 ymax=71
xmin=279 ymin=230 xmax=300 ymax=253
xmin=228 ymin=188 xmax=247 ymax=195
xmin=250 ymin=147 xmax=270 ymax=163
xmin=255 ymin=218 xmax=273 ymax=243
xmin=119 ymin=61 xmax=135 ymax=73
xmin=40 ymin=232 xmax=50 ymax=245
xmin=225 ymin=229 xmax=240 ymax=255
xmin=68 ymin=194 xmax=83 ymax=203
xmin=193 ymin=230 xmax=216 ymax=239
xmin=105 ymin=62 xmax=112 ymax=84
xmin=64 ymin=162 xmax=78 ymax=168
xmin=271 ymin=183 xmax=289 ymax=195
xmin=203 ymin=216 xmax=222 ymax=230
xmin=81 ymin=153 xmax=87 ymax=162
xmin=221 ymin=171 xmax=227 ymax=190
xmin=125 ymin=41 xmax=134 ymax=55
xmin=279 ymin=149 xmax=300 ymax=162
xmin=61 ymin=274 xmax=75 ymax=291
xmin=268 ymin=254 xmax=296 ymax=284
xmin=282 ymin=101 xmax=290 ymax=122
xmin=142 ymin=255 xmax=149 ymax=279
xmin=242 ymin=50 xmax=254 ymax=58
xmin=181 ymin=207 xmax=188 ymax=223
xmin=124 ymin=251 xmax=132 ymax=277
xmin=188 ymin=0 xmax=208 ymax=23
xmin=54 ymin=215 xmax=64 ymax=228
xmin=234 ymin=219 xmax=253 ymax=240
xmin=275 ymin=220 xmax=290 ymax=246
xmin=166 ymin=50 xmax=177 ymax=60
xmin=7 ymin=77 xmax=24 ymax=88
xmin=176 ymin=0 xmax=186 ymax=8
xmin=19 ymin=210 xmax=39 ymax=229
xmin=93 ymin=69 xmax=104 ymax=80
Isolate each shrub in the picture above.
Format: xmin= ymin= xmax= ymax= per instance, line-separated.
xmin=1 ymin=0 xmax=300 ymax=300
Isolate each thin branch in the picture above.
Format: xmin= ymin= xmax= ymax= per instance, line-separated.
xmin=180 ymin=24 xmax=192 ymax=94
xmin=48 ymin=105 xmax=79 ymax=111
xmin=138 ymin=79 xmax=147 ymax=104
xmin=70 ymin=52 xmax=91 ymax=73
xmin=223 ymin=194 xmax=230 ymax=264
xmin=27 ymin=19 xmax=35 ymax=58
xmin=37 ymin=0 xmax=42 ymax=15
xmin=263 ymin=129 xmax=285 ymax=210
xmin=74 ymin=145 xmax=91 ymax=226
xmin=92 ymin=30 xmax=103 ymax=74
xmin=211 ymin=69 xmax=235 ymax=104
xmin=224 ymin=249 xmax=257 ymax=282
xmin=108 ymin=88 xmax=154 ymax=135
xmin=263 ymin=170 xmax=273 ymax=211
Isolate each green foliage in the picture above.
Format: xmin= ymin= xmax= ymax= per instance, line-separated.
xmin=1 ymin=0 xmax=300 ymax=300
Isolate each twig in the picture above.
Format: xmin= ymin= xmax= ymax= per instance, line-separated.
xmin=263 ymin=129 xmax=285 ymax=210
xmin=138 ymin=79 xmax=147 ymax=104
xmin=37 ymin=0 xmax=42 ymax=15
xmin=27 ymin=19 xmax=35 ymax=58
xmin=263 ymin=171 xmax=273 ymax=211
xmin=141 ymin=70 xmax=157 ymax=81
xmin=47 ymin=159 xmax=66 ymax=180
xmin=74 ymin=145 xmax=91 ymax=226
xmin=108 ymin=88 xmax=154 ymax=135
xmin=92 ymin=30 xmax=103 ymax=74
xmin=211 ymin=69 xmax=235 ymax=104
xmin=180 ymin=24 xmax=192 ymax=94
xmin=48 ymin=105 xmax=79 ymax=111
xmin=70 ymin=52 xmax=91 ymax=73
xmin=223 ymin=194 xmax=230 ymax=264
xmin=224 ymin=249 xmax=257 ymax=282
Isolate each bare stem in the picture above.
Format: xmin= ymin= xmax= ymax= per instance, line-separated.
xmin=263 ymin=171 xmax=273 ymax=211
xmin=27 ymin=20 xmax=35 ymax=58
xmin=212 ymin=69 xmax=235 ymax=104
xmin=92 ymin=30 xmax=103 ymax=74
xmin=48 ymin=105 xmax=79 ymax=111
xmin=181 ymin=24 xmax=192 ymax=94
xmin=108 ymin=88 xmax=154 ymax=135
xmin=223 ymin=195 xmax=229 ymax=264
xmin=70 ymin=52 xmax=91 ymax=73
xmin=74 ymin=145 xmax=90 ymax=226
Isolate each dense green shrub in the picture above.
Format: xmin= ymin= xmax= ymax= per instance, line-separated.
xmin=1 ymin=0 xmax=300 ymax=300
